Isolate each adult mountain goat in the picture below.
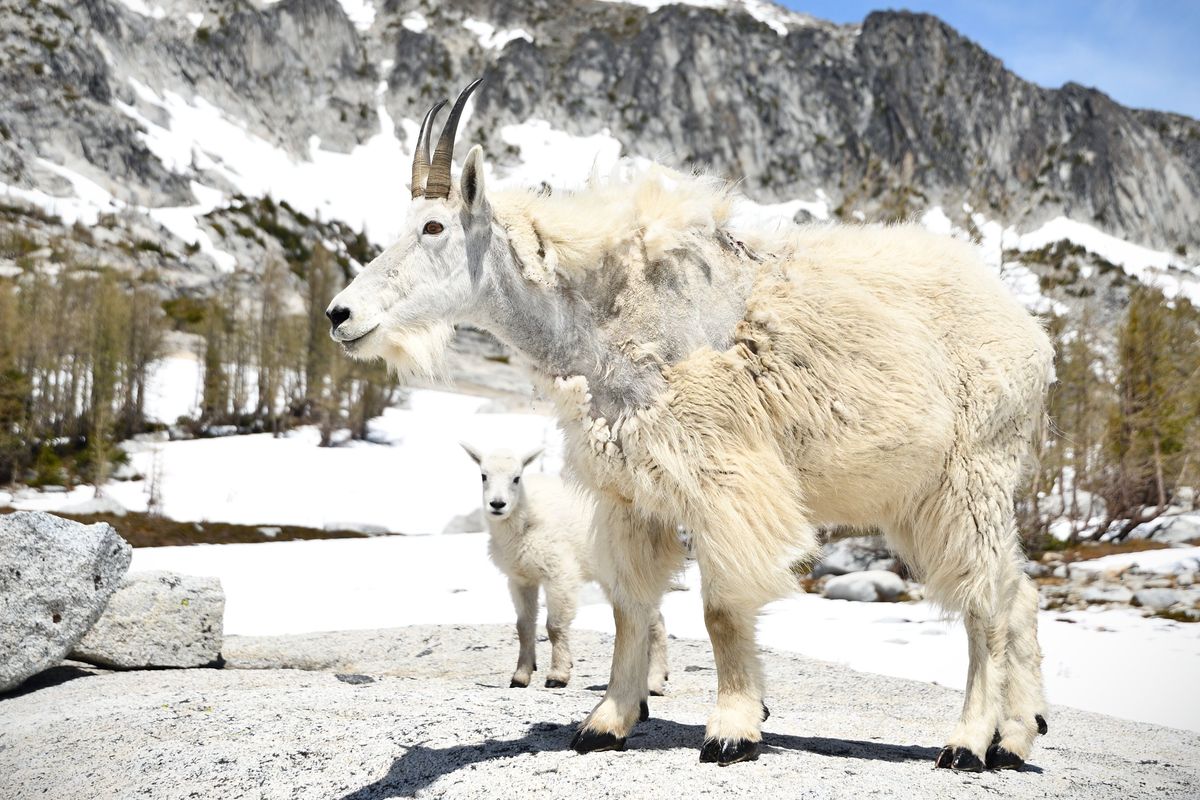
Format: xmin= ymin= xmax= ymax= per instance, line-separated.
xmin=328 ymin=82 xmax=1054 ymax=771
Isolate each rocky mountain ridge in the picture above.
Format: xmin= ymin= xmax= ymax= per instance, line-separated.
xmin=0 ymin=0 xmax=1197 ymax=309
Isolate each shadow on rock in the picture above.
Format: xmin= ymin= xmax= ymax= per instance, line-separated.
xmin=340 ymin=718 xmax=950 ymax=799
xmin=340 ymin=721 xmax=574 ymax=800
xmin=0 ymin=665 xmax=95 ymax=700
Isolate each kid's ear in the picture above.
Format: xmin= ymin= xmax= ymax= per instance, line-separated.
xmin=520 ymin=447 xmax=544 ymax=469
xmin=461 ymin=145 xmax=487 ymax=213
xmin=460 ymin=441 xmax=483 ymax=465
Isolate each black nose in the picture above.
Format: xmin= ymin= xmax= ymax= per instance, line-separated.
xmin=326 ymin=306 xmax=351 ymax=328
xmin=489 ymin=500 xmax=507 ymax=510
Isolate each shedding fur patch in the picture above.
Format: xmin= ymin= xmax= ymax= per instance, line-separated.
xmin=356 ymin=321 xmax=454 ymax=381
xmin=491 ymin=166 xmax=735 ymax=283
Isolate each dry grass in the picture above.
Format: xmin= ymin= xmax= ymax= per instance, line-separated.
xmin=1 ymin=507 xmax=370 ymax=548
xmin=1050 ymin=539 xmax=1172 ymax=564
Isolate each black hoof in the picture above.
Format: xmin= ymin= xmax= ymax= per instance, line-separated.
xmin=935 ymin=746 xmax=983 ymax=772
xmin=648 ymin=688 xmax=665 ymax=697
xmin=571 ymin=727 xmax=626 ymax=754
xmin=953 ymin=748 xmax=985 ymax=772
xmin=986 ymin=745 xmax=1025 ymax=770
xmin=639 ymin=700 xmax=650 ymax=722
xmin=761 ymin=703 xmax=771 ymax=722
xmin=700 ymin=737 xmax=760 ymax=766
xmin=545 ymin=678 xmax=567 ymax=689
xmin=1036 ymin=714 xmax=1048 ymax=735
xmin=509 ymin=679 xmax=528 ymax=688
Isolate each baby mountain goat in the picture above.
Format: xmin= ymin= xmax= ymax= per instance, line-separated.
xmin=331 ymin=81 xmax=1054 ymax=771
xmin=461 ymin=444 xmax=669 ymax=695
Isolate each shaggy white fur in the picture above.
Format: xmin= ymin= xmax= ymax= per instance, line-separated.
xmin=461 ymin=445 xmax=669 ymax=693
xmin=329 ymin=148 xmax=1054 ymax=771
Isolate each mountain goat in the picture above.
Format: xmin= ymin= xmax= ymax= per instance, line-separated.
xmin=461 ymin=444 xmax=669 ymax=697
xmin=328 ymin=81 xmax=1054 ymax=771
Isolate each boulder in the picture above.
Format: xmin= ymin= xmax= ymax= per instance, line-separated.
xmin=1132 ymin=588 xmax=1180 ymax=611
xmin=1173 ymin=486 xmax=1196 ymax=511
xmin=1149 ymin=514 xmax=1200 ymax=545
xmin=71 ymin=571 xmax=224 ymax=669
xmin=1079 ymin=585 xmax=1134 ymax=605
xmin=823 ymin=570 xmax=906 ymax=602
xmin=812 ymin=535 xmax=897 ymax=577
xmin=1023 ymin=561 xmax=1050 ymax=578
xmin=442 ymin=508 xmax=485 ymax=534
xmin=323 ymin=521 xmax=390 ymax=536
xmin=0 ymin=511 xmax=132 ymax=692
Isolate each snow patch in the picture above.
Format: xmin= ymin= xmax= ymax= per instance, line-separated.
xmin=0 ymin=159 xmax=123 ymax=226
xmin=335 ymin=0 xmax=376 ymax=32
xmin=919 ymin=206 xmax=953 ymax=236
xmin=143 ymin=354 xmax=204 ymax=425
xmin=919 ymin=205 xmax=1064 ymax=315
xmin=1070 ymin=547 xmax=1200 ymax=577
xmin=498 ymin=120 xmax=627 ymax=190
xmin=259 ymin=0 xmax=375 ymax=31
xmin=402 ymin=12 xmax=428 ymax=33
xmin=740 ymin=0 xmax=807 ymax=35
xmin=732 ymin=189 xmax=831 ymax=231
xmin=0 ymin=160 xmax=236 ymax=272
xmin=115 ymin=78 xmax=416 ymax=246
xmin=595 ymin=0 xmax=807 ymax=35
xmin=462 ymin=18 xmax=532 ymax=50
xmin=114 ymin=0 xmax=165 ymax=19
xmin=596 ymin=0 xmax=724 ymax=12
xmin=1015 ymin=216 xmax=1200 ymax=304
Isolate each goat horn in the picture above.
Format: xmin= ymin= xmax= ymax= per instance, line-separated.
xmin=411 ymin=99 xmax=447 ymax=199
xmin=425 ymin=79 xmax=483 ymax=200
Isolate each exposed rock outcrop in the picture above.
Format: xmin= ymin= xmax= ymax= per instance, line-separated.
xmin=71 ymin=570 xmax=225 ymax=669
xmin=0 ymin=511 xmax=132 ymax=691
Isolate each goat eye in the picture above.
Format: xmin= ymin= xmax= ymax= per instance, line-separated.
xmin=513 ymin=476 xmax=520 ymax=485
xmin=423 ymin=221 xmax=444 ymax=236
xmin=481 ymin=474 xmax=487 ymax=483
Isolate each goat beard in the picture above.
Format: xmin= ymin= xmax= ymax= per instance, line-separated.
xmin=349 ymin=320 xmax=453 ymax=382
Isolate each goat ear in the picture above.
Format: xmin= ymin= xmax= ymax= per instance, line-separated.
xmin=460 ymin=145 xmax=487 ymax=213
xmin=460 ymin=441 xmax=483 ymax=465
xmin=520 ymin=447 xmax=544 ymax=469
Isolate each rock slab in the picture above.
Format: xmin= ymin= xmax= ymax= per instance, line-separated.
xmin=812 ymin=535 xmax=897 ymax=577
xmin=0 ymin=511 xmax=132 ymax=692
xmin=2 ymin=626 xmax=1197 ymax=800
xmin=1131 ymin=588 xmax=1181 ymax=611
xmin=71 ymin=571 xmax=225 ymax=668
xmin=824 ymin=570 xmax=907 ymax=602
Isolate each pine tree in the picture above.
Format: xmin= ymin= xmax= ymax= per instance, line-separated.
xmin=1102 ymin=287 xmax=1200 ymax=538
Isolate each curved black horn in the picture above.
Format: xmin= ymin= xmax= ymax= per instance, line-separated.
xmin=411 ymin=99 xmax=447 ymax=199
xmin=425 ymin=79 xmax=483 ymax=200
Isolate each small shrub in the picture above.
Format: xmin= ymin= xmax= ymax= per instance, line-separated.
xmin=29 ymin=446 xmax=66 ymax=488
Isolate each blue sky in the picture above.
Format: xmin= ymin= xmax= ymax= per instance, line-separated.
xmin=782 ymin=1 xmax=1200 ymax=119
